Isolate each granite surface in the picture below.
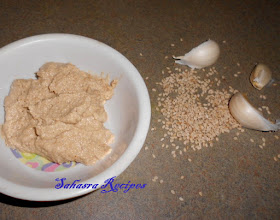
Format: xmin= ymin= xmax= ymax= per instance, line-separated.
xmin=0 ymin=0 xmax=279 ymax=219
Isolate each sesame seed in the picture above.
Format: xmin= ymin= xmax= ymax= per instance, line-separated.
xmin=152 ymin=154 xmax=156 ymax=158
xmin=165 ymin=56 xmax=168 ymax=59
xmin=259 ymin=145 xmax=263 ymax=149
xmin=171 ymin=190 xmax=175 ymax=194
xmin=140 ymin=53 xmax=143 ymax=56
xmin=278 ymin=154 xmax=280 ymax=158
xmin=179 ymin=197 xmax=184 ymax=201
xmin=223 ymin=40 xmax=226 ymax=43
xmin=250 ymin=138 xmax=254 ymax=143
xmin=152 ymin=88 xmax=156 ymax=92
xmin=160 ymin=180 xmax=163 ymax=183
xmin=155 ymin=64 xmax=240 ymax=151
xmin=145 ymin=146 xmax=148 ymax=150
xmin=180 ymin=38 xmax=183 ymax=41
xmin=262 ymin=137 xmax=266 ymax=142
xmin=188 ymin=158 xmax=192 ymax=162
xmin=237 ymin=62 xmax=240 ymax=66
xmin=160 ymin=138 xmax=164 ymax=141
xmin=199 ymin=192 xmax=203 ymax=196
xmin=234 ymin=137 xmax=238 ymax=140
xmin=274 ymin=157 xmax=277 ymax=162
xmin=171 ymin=44 xmax=175 ymax=47
xmin=234 ymin=74 xmax=238 ymax=77
xmin=275 ymin=135 xmax=279 ymax=139
xmin=180 ymin=176 xmax=184 ymax=179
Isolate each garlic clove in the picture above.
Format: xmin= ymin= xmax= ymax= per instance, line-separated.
xmin=229 ymin=92 xmax=280 ymax=131
xmin=250 ymin=63 xmax=272 ymax=90
xmin=173 ymin=39 xmax=220 ymax=69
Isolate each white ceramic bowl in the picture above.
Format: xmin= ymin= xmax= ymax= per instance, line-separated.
xmin=0 ymin=34 xmax=151 ymax=201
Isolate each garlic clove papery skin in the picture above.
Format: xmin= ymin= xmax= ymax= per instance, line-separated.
xmin=229 ymin=92 xmax=280 ymax=131
xmin=173 ymin=39 xmax=220 ymax=69
xmin=250 ymin=63 xmax=272 ymax=90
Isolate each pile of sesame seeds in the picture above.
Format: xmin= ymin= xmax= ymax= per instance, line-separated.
xmin=155 ymin=66 xmax=241 ymax=150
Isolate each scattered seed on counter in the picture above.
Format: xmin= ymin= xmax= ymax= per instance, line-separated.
xmin=278 ymin=154 xmax=280 ymax=158
xmin=199 ymin=192 xmax=203 ymax=196
xmin=262 ymin=137 xmax=266 ymax=142
xmin=171 ymin=190 xmax=175 ymax=194
xmin=156 ymin=67 xmax=240 ymax=151
xmin=152 ymin=154 xmax=156 ymax=158
xmin=152 ymin=176 xmax=158 ymax=182
xmin=188 ymin=158 xmax=192 ymax=162
xmin=180 ymin=38 xmax=183 ymax=42
xmin=273 ymin=157 xmax=277 ymax=162
xmin=234 ymin=74 xmax=238 ymax=77
xmin=237 ymin=62 xmax=240 ymax=66
xmin=171 ymin=43 xmax=175 ymax=47
xmin=140 ymin=53 xmax=143 ymax=56
xmin=165 ymin=56 xmax=168 ymax=59
xmin=160 ymin=180 xmax=163 ymax=184
xmin=259 ymin=145 xmax=263 ymax=149
xmin=179 ymin=197 xmax=184 ymax=201
xmin=250 ymin=139 xmax=254 ymax=143
xmin=223 ymin=40 xmax=226 ymax=43
xmin=275 ymin=135 xmax=279 ymax=140
xmin=145 ymin=146 xmax=149 ymax=150
xmin=180 ymin=176 xmax=184 ymax=179
xmin=145 ymin=77 xmax=149 ymax=80
xmin=234 ymin=137 xmax=238 ymax=140
xmin=151 ymin=127 xmax=155 ymax=131
xmin=152 ymin=88 xmax=156 ymax=92
xmin=160 ymin=138 xmax=164 ymax=141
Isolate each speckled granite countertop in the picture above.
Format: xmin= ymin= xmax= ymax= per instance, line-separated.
xmin=1 ymin=0 xmax=279 ymax=219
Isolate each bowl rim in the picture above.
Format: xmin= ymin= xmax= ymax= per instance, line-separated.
xmin=0 ymin=33 xmax=151 ymax=201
